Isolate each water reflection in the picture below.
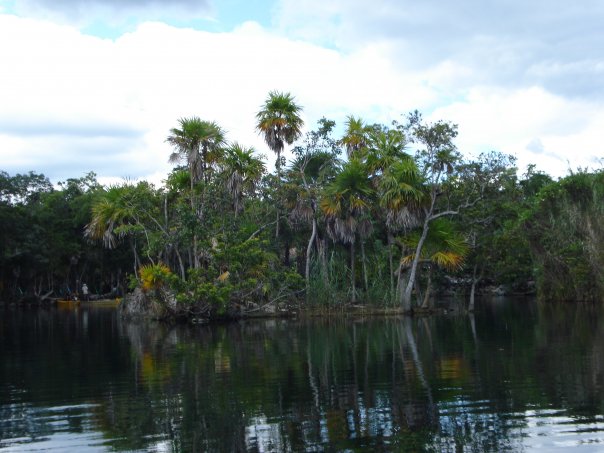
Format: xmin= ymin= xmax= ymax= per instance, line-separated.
xmin=1 ymin=300 xmax=604 ymax=451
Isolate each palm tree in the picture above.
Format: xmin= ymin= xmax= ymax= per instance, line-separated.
xmin=256 ymin=91 xmax=304 ymax=238
xmin=256 ymin=91 xmax=304 ymax=178
xmin=85 ymin=184 xmax=156 ymax=277
xmin=321 ymin=159 xmax=374 ymax=303
xmin=221 ymin=143 xmax=265 ymax=216
xmin=286 ymin=150 xmax=339 ymax=290
xmin=399 ymin=218 xmax=468 ymax=310
xmin=166 ymin=117 xmax=225 ymax=268
xmin=365 ymin=127 xmax=408 ymax=176
xmin=166 ymin=117 xmax=226 ymax=196
xmin=340 ymin=116 xmax=369 ymax=159
xmin=378 ymin=158 xmax=426 ymax=300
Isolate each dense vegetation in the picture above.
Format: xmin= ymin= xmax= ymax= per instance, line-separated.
xmin=1 ymin=92 xmax=602 ymax=316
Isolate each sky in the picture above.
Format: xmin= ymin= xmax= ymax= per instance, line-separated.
xmin=1 ymin=0 xmax=603 ymax=186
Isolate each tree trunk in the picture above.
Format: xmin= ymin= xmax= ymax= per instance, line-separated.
xmin=402 ymin=217 xmax=430 ymax=310
xmin=361 ymin=240 xmax=368 ymax=293
xmin=284 ymin=241 xmax=290 ymax=266
xmin=305 ymin=217 xmax=318 ymax=293
xmin=275 ymin=151 xmax=281 ymax=240
xmin=350 ymin=241 xmax=356 ymax=303
xmin=193 ymin=237 xmax=200 ymax=269
xmin=175 ymin=247 xmax=186 ymax=281
xmin=469 ymin=263 xmax=482 ymax=312
xmin=469 ymin=281 xmax=477 ymax=312
xmin=318 ymin=237 xmax=328 ymax=286
xmin=132 ymin=240 xmax=141 ymax=280
xmin=388 ymin=233 xmax=394 ymax=303
xmin=421 ymin=265 xmax=433 ymax=309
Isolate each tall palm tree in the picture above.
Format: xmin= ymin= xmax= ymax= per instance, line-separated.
xmin=378 ymin=158 xmax=426 ymax=299
xmin=166 ymin=117 xmax=226 ymax=194
xmin=255 ymin=91 xmax=304 ymax=238
xmin=321 ymin=159 xmax=374 ymax=303
xmin=166 ymin=117 xmax=225 ymax=268
xmin=286 ymin=150 xmax=339 ymax=290
xmin=256 ymin=91 xmax=304 ymax=177
xmin=221 ymin=143 xmax=265 ymax=216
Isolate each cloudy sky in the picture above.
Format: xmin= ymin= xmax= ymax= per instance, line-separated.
xmin=1 ymin=0 xmax=602 ymax=185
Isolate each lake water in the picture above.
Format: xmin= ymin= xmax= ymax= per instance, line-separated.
xmin=1 ymin=299 xmax=604 ymax=452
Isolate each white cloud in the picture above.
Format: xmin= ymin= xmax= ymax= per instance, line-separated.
xmin=432 ymin=86 xmax=604 ymax=176
xmin=0 ymin=15 xmax=436 ymax=183
xmin=273 ymin=0 xmax=604 ymax=99
xmin=1 ymin=2 xmax=603 ymax=185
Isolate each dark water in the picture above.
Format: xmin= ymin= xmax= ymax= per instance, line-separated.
xmin=1 ymin=300 xmax=604 ymax=452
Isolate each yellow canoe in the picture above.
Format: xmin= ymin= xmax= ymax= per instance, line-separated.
xmin=82 ymin=299 xmax=121 ymax=308
xmin=56 ymin=299 xmax=81 ymax=307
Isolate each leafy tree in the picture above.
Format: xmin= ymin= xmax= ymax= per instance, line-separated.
xmin=85 ymin=182 xmax=162 ymax=277
xmin=400 ymin=112 xmax=463 ymax=310
xmin=286 ymin=119 xmax=340 ymax=291
xmin=400 ymin=218 xmax=468 ymax=309
xmin=256 ymin=91 xmax=304 ymax=239
xmin=321 ymin=159 xmax=374 ymax=303
xmin=522 ymin=170 xmax=604 ymax=301
xmin=452 ymin=152 xmax=524 ymax=309
xmin=340 ymin=115 xmax=369 ymax=158
xmin=166 ymin=117 xmax=226 ymax=268
xmin=220 ymin=143 xmax=265 ymax=217
xmin=167 ymin=117 xmax=226 ymax=189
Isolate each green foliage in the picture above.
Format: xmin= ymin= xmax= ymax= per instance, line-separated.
xmin=4 ymin=98 xmax=602 ymax=311
xmin=139 ymin=263 xmax=173 ymax=292
xmin=523 ymin=170 xmax=604 ymax=301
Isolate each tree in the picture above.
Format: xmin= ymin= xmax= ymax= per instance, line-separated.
xmin=378 ymin=158 xmax=425 ymax=300
xmin=340 ymin=116 xmax=369 ymax=158
xmin=363 ymin=125 xmax=423 ymax=300
xmin=321 ymin=159 xmax=374 ymax=303
xmin=256 ymin=91 xmax=304 ymax=238
xmin=400 ymin=218 xmax=468 ymax=309
xmin=221 ymin=143 xmax=265 ymax=217
xmin=400 ymin=112 xmax=462 ymax=310
xmin=166 ymin=117 xmax=226 ymax=191
xmin=286 ymin=119 xmax=340 ymax=292
xmin=85 ymin=183 xmax=161 ymax=277
xmin=522 ymin=170 xmax=604 ymax=302
xmin=453 ymin=152 xmax=521 ymax=310
xmin=166 ymin=117 xmax=226 ymax=268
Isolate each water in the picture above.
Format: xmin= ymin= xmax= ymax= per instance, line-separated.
xmin=1 ymin=299 xmax=604 ymax=451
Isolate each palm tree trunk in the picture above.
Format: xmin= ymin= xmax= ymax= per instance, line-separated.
xmin=350 ymin=241 xmax=356 ymax=303
xmin=361 ymin=240 xmax=368 ymax=293
xmin=318 ymin=237 xmax=328 ymax=286
xmin=275 ymin=151 xmax=281 ymax=240
xmin=388 ymin=233 xmax=394 ymax=303
xmin=305 ymin=218 xmax=318 ymax=294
